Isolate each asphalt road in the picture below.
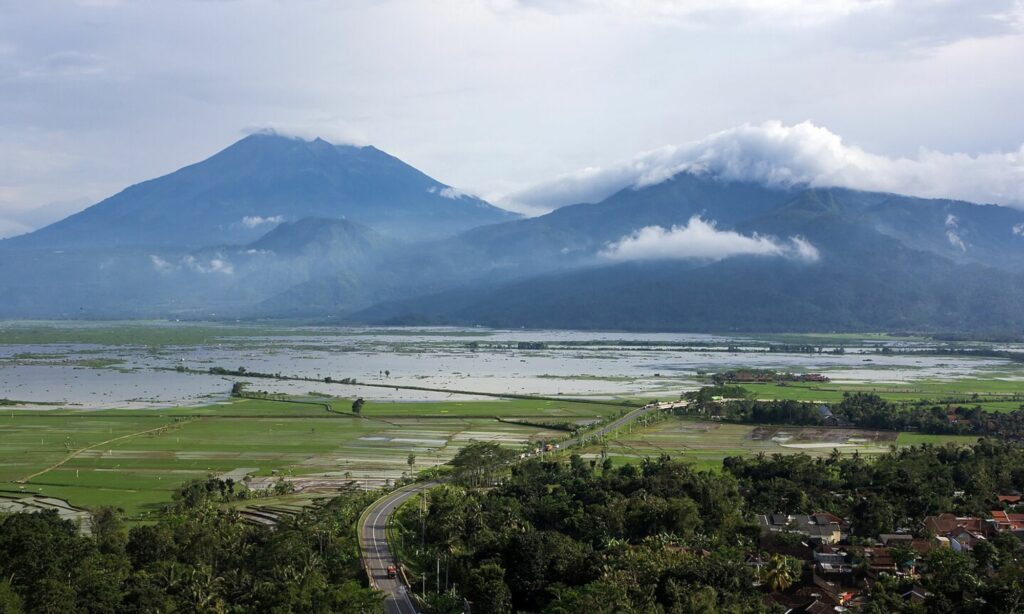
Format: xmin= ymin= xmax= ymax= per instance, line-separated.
xmin=589 ymin=401 xmax=675 ymax=439
xmin=359 ymin=481 xmax=439 ymax=614
xmin=358 ymin=401 xmax=675 ymax=612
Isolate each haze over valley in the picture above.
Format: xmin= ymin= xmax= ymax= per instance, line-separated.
xmin=3 ymin=126 xmax=1024 ymax=333
xmin=4 ymin=3 xmax=1024 ymax=613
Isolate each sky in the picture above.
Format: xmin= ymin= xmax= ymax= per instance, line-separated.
xmin=1 ymin=0 xmax=1023 ymax=237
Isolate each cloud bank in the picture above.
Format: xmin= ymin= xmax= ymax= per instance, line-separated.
xmin=150 ymin=253 xmax=234 ymax=275
xmin=241 ymin=215 xmax=284 ymax=229
xmin=602 ymin=216 xmax=820 ymax=263
xmin=504 ymin=121 xmax=1024 ymax=214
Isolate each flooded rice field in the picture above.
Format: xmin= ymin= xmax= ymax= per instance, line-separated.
xmin=1 ymin=322 xmax=1022 ymax=408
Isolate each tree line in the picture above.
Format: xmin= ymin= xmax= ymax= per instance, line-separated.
xmin=0 ymin=482 xmax=380 ymax=613
xmin=685 ymin=390 xmax=1024 ymax=438
xmin=403 ymin=437 xmax=1024 ymax=613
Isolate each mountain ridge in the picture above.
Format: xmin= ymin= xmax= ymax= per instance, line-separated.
xmin=1 ymin=137 xmax=1023 ymax=333
xmin=0 ymin=134 xmax=517 ymax=249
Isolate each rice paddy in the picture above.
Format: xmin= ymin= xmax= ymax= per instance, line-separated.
xmin=1 ymin=322 xmax=1022 ymax=519
xmin=581 ymin=418 xmax=981 ymax=471
xmin=738 ymin=379 xmax=1024 ymax=412
xmin=0 ymin=397 xmax=618 ymax=517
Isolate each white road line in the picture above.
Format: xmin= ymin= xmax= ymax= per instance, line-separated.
xmin=364 ymin=488 xmax=418 ymax=614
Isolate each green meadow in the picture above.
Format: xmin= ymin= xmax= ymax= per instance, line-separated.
xmin=739 ymin=378 xmax=1024 ymax=410
xmin=0 ymin=396 xmax=621 ymax=517
xmin=582 ymin=418 xmax=982 ymax=471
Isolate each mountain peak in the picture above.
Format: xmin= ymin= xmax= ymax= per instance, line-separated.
xmin=2 ymin=135 xmax=518 ymax=249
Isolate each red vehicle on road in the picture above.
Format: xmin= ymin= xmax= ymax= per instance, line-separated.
xmin=386 ymin=565 xmax=397 ymax=579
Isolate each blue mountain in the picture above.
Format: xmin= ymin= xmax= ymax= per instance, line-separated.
xmin=1 ymin=133 xmax=517 ymax=249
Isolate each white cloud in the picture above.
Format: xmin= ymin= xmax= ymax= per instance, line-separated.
xmin=501 ymin=0 xmax=888 ymax=27
xmin=945 ymin=213 xmax=967 ymax=251
xmin=1013 ymin=222 xmax=1024 ymax=236
xmin=182 ymin=255 xmax=233 ymax=275
xmin=205 ymin=258 xmax=233 ymax=274
xmin=504 ymin=121 xmax=1024 ymax=214
xmin=0 ymin=217 xmax=32 ymax=239
xmin=601 ymin=215 xmax=820 ymax=262
xmin=17 ymin=51 xmax=111 ymax=80
xmin=149 ymin=254 xmax=173 ymax=272
xmin=241 ymin=215 xmax=284 ymax=229
xmin=242 ymin=126 xmax=369 ymax=147
xmin=154 ymin=254 xmax=234 ymax=275
xmin=789 ymin=236 xmax=821 ymax=262
xmin=1 ymin=1 xmax=1022 ymax=229
xmin=427 ymin=185 xmax=472 ymax=199
xmin=439 ymin=186 xmax=470 ymax=199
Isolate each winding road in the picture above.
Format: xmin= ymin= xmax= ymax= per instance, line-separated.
xmin=358 ymin=401 xmax=677 ymax=613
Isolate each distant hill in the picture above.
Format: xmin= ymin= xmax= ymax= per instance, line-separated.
xmin=357 ymin=219 xmax=1024 ymax=333
xmin=347 ymin=175 xmax=1024 ymax=333
xmin=0 ymin=216 xmax=394 ymax=318
xmin=0 ymin=134 xmax=517 ymax=249
xmin=245 ymin=216 xmax=388 ymax=261
xmin=2 ymin=140 xmax=1023 ymax=333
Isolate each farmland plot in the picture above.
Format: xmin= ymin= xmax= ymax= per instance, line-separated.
xmin=0 ymin=398 xmax=599 ymax=516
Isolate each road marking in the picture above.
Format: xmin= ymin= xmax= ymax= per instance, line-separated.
xmin=363 ymin=487 xmax=420 ymax=614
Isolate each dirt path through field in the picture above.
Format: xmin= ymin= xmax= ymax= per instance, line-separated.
xmin=17 ymin=419 xmax=196 ymax=483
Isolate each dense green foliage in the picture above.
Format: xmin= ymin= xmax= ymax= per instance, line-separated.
xmin=449 ymin=441 xmax=519 ymax=487
xmin=690 ymin=391 xmax=1024 ymax=437
xmin=407 ymin=438 xmax=1024 ymax=613
xmin=725 ymin=440 xmax=1022 ymax=534
xmin=403 ymin=456 xmax=773 ymax=613
xmin=0 ymin=486 xmax=379 ymax=613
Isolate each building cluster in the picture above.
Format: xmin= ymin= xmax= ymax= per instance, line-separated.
xmin=756 ymin=496 xmax=1024 ymax=613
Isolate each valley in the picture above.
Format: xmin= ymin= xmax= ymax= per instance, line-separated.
xmin=5 ymin=4 xmax=1023 ymax=611
xmin=2 ymin=136 xmax=1023 ymax=334
xmin=2 ymin=322 xmax=1022 ymax=519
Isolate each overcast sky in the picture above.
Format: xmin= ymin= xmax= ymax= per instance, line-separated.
xmin=1 ymin=0 xmax=1023 ymax=236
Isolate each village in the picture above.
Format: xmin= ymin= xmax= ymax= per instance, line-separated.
xmin=758 ymin=494 xmax=1024 ymax=613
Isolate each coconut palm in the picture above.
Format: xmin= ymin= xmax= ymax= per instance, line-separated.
xmin=764 ymin=554 xmax=798 ymax=592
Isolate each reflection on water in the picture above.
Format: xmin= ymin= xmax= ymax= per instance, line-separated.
xmin=1 ymin=326 xmax=1021 ymax=408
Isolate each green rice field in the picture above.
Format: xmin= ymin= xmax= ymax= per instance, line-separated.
xmin=582 ymin=418 xmax=980 ymax=471
xmin=0 ymin=397 xmax=620 ymax=517
xmin=739 ymin=378 xmax=1024 ymax=411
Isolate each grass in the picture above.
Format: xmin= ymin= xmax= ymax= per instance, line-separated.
xmin=0 ymin=397 xmax=623 ymax=517
xmin=582 ymin=417 xmax=981 ymax=469
xmin=0 ymin=321 xmax=308 ymax=346
xmin=0 ymin=320 xmax=496 ymax=346
xmin=339 ymin=398 xmax=625 ymax=419
xmin=739 ymin=379 xmax=1024 ymax=411
xmin=895 ymin=432 xmax=980 ymax=446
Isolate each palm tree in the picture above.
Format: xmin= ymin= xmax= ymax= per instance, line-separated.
xmin=764 ymin=554 xmax=798 ymax=592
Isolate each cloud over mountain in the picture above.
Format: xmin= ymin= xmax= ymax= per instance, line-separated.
xmin=505 ymin=121 xmax=1024 ymax=213
xmin=242 ymin=215 xmax=285 ymax=229
xmin=601 ymin=216 xmax=820 ymax=263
